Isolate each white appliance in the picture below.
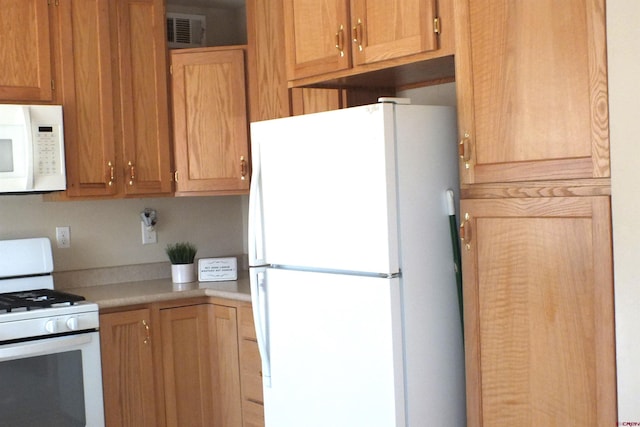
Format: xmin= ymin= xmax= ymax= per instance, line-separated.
xmin=0 ymin=238 xmax=104 ymax=427
xmin=0 ymin=104 xmax=66 ymax=193
xmin=248 ymin=101 xmax=466 ymax=427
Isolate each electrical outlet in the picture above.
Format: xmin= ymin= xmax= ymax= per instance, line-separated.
xmin=141 ymin=222 xmax=157 ymax=245
xmin=56 ymin=226 xmax=71 ymax=248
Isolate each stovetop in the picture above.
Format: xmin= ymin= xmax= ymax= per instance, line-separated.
xmin=0 ymin=289 xmax=85 ymax=313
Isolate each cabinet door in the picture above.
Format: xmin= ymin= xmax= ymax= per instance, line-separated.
xmin=460 ymin=196 xmax=616 ymax=426
xmin=171 ymin=48 xmax=250 ymax=195
xmin=54 ymin=0 xmax=118 ymax=197
xmin=112 ymin=0 xmax=172 ymax=196
xmin=283 ymin=0 xmax=351 ymax=80
xmin=161 ymin=304 xmax=242 ymax=427
xmin=100 ymin=309 xmax=159 ymax=427
xmin=350 ymin=0 xmax=438 ymax=66
xmin=0 ymin=0 xmax=53 ymax=102
xmin=455 ymin=0 xmax=609 ymax=184
xmin=246 ymin=0 xmax=290 ymax=122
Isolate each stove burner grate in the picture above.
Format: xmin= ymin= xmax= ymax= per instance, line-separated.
xmin=0 ymin=289 xmax=85 ymax=313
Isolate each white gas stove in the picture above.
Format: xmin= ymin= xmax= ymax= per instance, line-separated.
xmin=0 ymin=238 xmax=99 ymax=342
xmin=0 ymin=237 xmax=104 ymax=427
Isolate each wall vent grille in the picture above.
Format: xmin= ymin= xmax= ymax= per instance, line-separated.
xmin=166 ymin=13 xmax=206 ymax=48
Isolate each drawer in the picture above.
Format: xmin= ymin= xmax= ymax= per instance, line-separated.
xmin=240 ymin=338 xmax=263 ymax=404
xmin=238 ymin=305 xmax=257 ymax=340
xmin=242 ymin=399 xmax=265 ymax=427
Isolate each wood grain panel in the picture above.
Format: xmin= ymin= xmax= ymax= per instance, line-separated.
xmin=160 ymin=303 xmax=243 ymax=427
xmin=454 ymin=0 xmax=609 ymax=184
xmin=245 ymin=0 xmax=290 ymax=122
xmin=0 ymin=0 xmax=52 ymax=101
xmin=210 ymin=305 xmax=243 ymax=427
xmin=55 ymin=0 xmax=117 ymax=196
xmin=460 ymin=196 xmax=616 ymax=426
xmin=350 ymin=0 xmax=437 ymax=65
xmin=242 ymin=400 xmax=265 ymax=427
xmin=171 ymin=47 xmax=250 ymax=194
xmin=115 ymin=0 xmax=172 ymax=195
xmin=100 ymin=309 xmax=159 ymax=427
xmin=290 ymin=87 xmax=344 ymax=115
xmin=283 ymin=0 xmax=351 ymax=79
xmin=240 ymin=339 xmax=264 ymax=404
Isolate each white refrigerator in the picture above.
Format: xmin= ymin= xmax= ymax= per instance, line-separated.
xmin=248 ymin=101 xmax=466 ymax=427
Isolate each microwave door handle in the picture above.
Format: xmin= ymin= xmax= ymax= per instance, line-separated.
xmin=22 ymin=106 xmax=34 ymax=190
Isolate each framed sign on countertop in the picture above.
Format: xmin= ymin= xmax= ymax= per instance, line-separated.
xmin=198 ymin=257 xmax=238 ymax=282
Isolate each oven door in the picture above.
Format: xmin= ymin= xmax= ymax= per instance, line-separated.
xmin=0 ymin=331 xmax=104 ymax=427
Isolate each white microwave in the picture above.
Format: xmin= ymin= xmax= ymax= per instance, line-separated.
xmin=0 ymin=104 xmax=66 ymax=193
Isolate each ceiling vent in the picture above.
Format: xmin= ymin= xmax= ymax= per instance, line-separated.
xmin=166 ymin=13 xmax=206 ymax=48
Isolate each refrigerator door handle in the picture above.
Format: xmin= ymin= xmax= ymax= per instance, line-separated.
xmin=250 ymin=267 xmax=272 ymax=387
xmin=248 ymin=142 xmax=266 ymax=266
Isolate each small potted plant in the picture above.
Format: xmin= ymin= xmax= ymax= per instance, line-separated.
xmin=166 ymin=242 xmax=197 ymax=283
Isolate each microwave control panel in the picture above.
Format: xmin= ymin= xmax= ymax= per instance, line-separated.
xmin=34 ymin=125 xmax=62 ymax=176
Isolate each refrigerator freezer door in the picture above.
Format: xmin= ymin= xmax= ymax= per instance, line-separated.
xmin=249 ymin=104 xmax=399 ymax=275
xmin=259 ymin=268 xmax=405 ymax=427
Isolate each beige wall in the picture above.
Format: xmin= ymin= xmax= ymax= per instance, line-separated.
xmin=0 ymin=195 xmax=244 ymax=272
xmin=608 ymin=2 xmax=640 ymax=422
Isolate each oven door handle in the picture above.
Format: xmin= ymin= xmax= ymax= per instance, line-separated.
xmin=0 ymin=333 xmax=93 ymax=362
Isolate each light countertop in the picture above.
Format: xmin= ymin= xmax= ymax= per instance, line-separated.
xmin=64 ymin=275 xmax=251 ymax=309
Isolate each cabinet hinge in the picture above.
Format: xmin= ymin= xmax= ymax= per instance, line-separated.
xmin=433 ymin=17 xmax=441 ymax=35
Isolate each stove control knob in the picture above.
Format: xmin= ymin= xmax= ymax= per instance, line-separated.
xmin=66 ymin=317 xmax=79 ymax=331
xmin=45 ymin=319 xmax=58 ymax=333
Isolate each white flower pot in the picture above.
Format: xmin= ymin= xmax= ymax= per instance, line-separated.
xmin=171 ymin=263 xmax=195 ymax=283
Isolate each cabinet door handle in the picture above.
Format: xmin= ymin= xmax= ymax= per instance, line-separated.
xmin=352 ymin=19 xmax=363 ymax=52
xmin=460 ymin=213 xmax=472 ymax=250
xmin=240 ymin=156 xmax=247 ymax=181
xmin=142 ymin=319 xmax=150 ymax=345
xmin=128 ymin=161 xmax=135 ymax=186
xmin=335 ymin=25 xmax=345 ymax=57
xmin=459 ymin=132 xmax=472 ymax=169
xmin=107 ymin=161 xmax=115 ymax=186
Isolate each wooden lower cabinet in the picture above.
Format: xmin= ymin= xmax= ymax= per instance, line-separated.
xmin=460 ymin=196 xmax=616 ymax=426
xmin=238 ymin=306 xmax=265 ymax=427
xmin=160 ymin=303 xmax=242 ymax=427
xmin=100 ymin=298 xmax=263 ymax=427
xmin=100 ymin=308 xmax=160 ymax=427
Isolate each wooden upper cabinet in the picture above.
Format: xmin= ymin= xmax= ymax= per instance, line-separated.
xmin=284 ymin=0 xmax=440 ymax=81
xmin=0 ymin=0 xmax=53 ymax=102
xmin=112 ymin=0 xmax=172 ymax=196
xmin=349 ymin=0 xmax=437 ymax=66
xmin=455 ymin=0 xmax=609 ymax=185
xmin=170 ymin=47 xmax=250 ymax=195
xmin=283 ymin=0 xmax=351 ymax=79
xmin=460 ymin=196 xmax=616 ymax=426
xmin=53 ymin=0 xmax=118 ymax=197
xmin=51 ymin=0 xmax=171 ymax=199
